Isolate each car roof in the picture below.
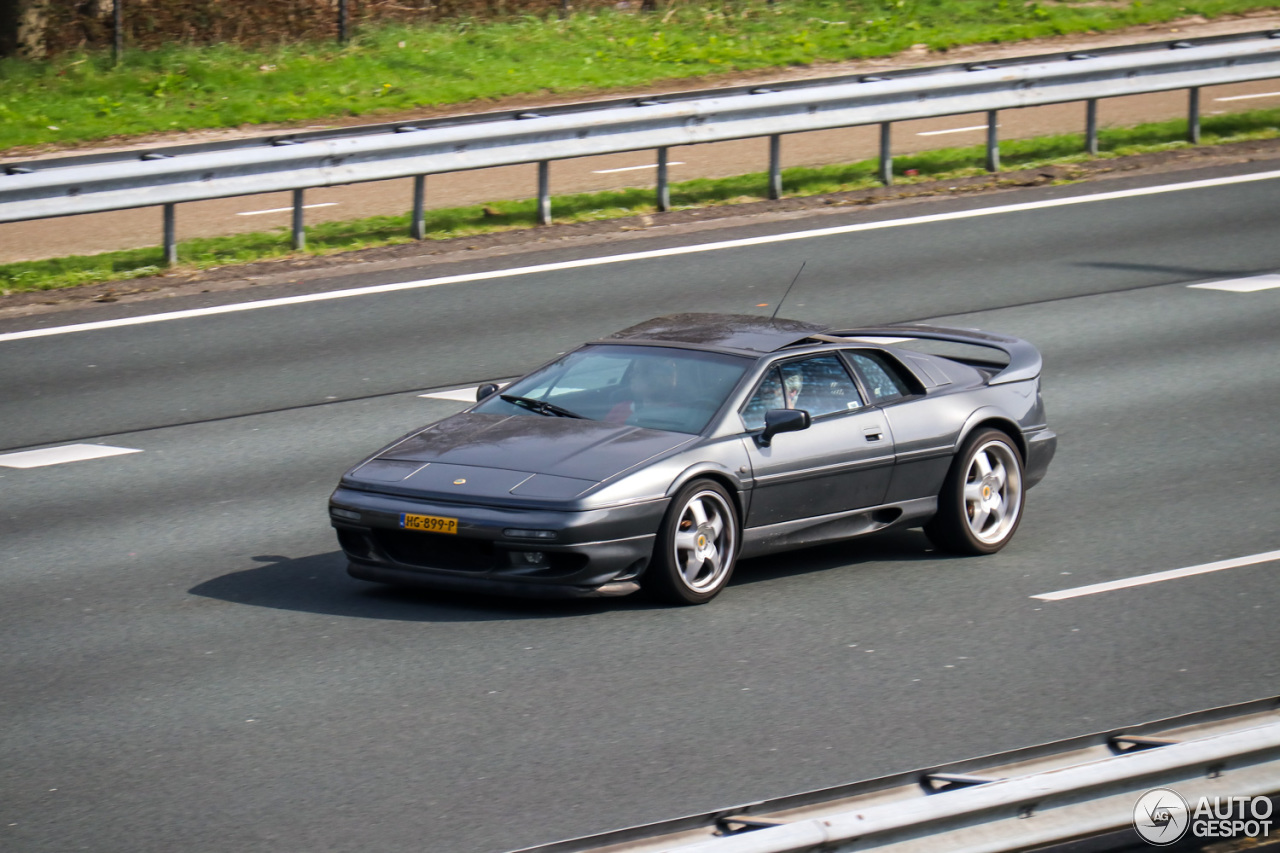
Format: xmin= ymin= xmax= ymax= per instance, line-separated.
xmin=600 ymin=313 xmax=829 ymax=355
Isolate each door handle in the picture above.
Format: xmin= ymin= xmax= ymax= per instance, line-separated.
xmin=863 ymin=427 xmax=883 ymax=441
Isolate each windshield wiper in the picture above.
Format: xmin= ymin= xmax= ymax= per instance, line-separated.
xmin=500 ymin=394 xmax=585 ymax=419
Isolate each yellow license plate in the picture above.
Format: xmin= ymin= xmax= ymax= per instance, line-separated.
xmin=400 ymin=513 xmax=458 ymax=535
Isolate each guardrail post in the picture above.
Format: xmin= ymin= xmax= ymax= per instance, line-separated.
xmin=163 ymin=203 xmax=176 ymax=266
xmin=537 ymin=161 xmax=551 ymax=225
xmin=1086 ymin=99 xmax=1099 ymax=156
xmin=112 ymin=0 xmax=123 ymax=66
xmin=1188 ymin=87 xmax=1201 ymax=144
xmin=292 ymin=189 xmax=306 ymax=250
xmin=878 ymin=122 xmax=893 ymax=185
xmin=768 ymin=134 xmax=782 ymax=200
xmin=411 ymin=175 xmax=426 ymax=240
xmin=985 ymin=110 xmax=1000 ymax=172
xmin=656 ymin=147 xmax=670 ymax=212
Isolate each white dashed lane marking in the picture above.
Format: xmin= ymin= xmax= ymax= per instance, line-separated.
xmin=916 ymin=125 xmax=993 ymax=137
xmin=1032 ymin=550 xmax=1280 ymax=601
xmin=841 ymin=336 xmax=913 ymax=344
xmin=1188 ymin=274 xmax=1280 ymax=292
xmin=419 ymin=382 xmax=509 ymax=402
xmin=237 ymin=203 xmax=339 ymax=217
xmin=1214 ymin=91 xmax=1280 ymax=102
xmin=0 ymin=444 xmax=143 ymax=469
xmin=592 ymin=162 xmax=685 ymax=174
xmin=420 ymin=387 xmax=485 ymax=402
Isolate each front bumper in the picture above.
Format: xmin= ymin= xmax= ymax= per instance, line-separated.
xmin=330 ymin=486 xmax=667 ymax=598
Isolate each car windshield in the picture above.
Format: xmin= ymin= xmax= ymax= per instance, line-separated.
xmin=475 ymin=344 xmax=751 ymax=434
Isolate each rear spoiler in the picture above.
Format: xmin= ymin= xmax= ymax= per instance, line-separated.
xmin=810 ymin=324 xmax=1044 ymax=385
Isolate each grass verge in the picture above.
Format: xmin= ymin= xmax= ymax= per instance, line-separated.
xmin=4 ymin=106 xmax=1280 ymax=296
xmin=0 ymin=0 xmax=1275 ymax=152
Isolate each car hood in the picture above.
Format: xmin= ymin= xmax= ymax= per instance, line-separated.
xmin=344 ymin=413 xmax=695 ymax=502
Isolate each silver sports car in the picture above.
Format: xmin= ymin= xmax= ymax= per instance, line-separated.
xmin=330 ymin=314 xmax=1056 ymax=605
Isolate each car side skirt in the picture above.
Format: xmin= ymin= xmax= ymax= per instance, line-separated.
xmin=740 ymin=496 xmax=936 ymax=559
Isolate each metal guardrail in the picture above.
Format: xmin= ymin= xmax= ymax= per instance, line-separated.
xmin=3 ymin=26 xmax=1275 ymax=174
xmin=507 ymin=697 xmax=1280 ymax=853
xmin=4 ymin=30 xmax=1280 ymax=262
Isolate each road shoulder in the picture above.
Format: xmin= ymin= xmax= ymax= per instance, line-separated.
xmin=4 ymin=135 xmax=1280 ymax=329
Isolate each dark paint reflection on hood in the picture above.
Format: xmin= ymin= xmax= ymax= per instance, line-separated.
xmin=376 ymin=413 xmax=695 ymax=482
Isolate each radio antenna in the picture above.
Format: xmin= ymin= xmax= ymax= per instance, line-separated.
xmin=770 ymin=261 xmax=806 ymax=322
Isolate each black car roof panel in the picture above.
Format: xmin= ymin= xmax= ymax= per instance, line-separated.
xmin=602 ymin=313 xmax=828 ymax=353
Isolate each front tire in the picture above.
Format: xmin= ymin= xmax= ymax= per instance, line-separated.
xmin=645 ymin=480 xmax=740 ymax=605
xmin=925 ymin=428 xmax=1024 ymax=555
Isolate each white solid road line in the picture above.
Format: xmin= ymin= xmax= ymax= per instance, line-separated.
xmin=0 ymin=443 xmax=142 ymax=469
xmin=592 ymin=162 xmax=685 ymax=174
xmin=1032 ymin=550 xmax=1280 ymax=601
xmin=1188 ymin=273 xmax=1280 ymax=292
xmin=6 ymin=167 xmax=1280 ymax=345
xmin=237 ymin=203 xmax=340 ymax=217
xmin=916 ymin=125 xmax=993 ymax=137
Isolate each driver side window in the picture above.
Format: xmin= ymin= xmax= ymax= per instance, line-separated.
xmin=740 ymin=355 xmax=863 ymax=430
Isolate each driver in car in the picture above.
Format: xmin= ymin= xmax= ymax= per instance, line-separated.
xmin=606 ymin=357 xmax=681 ymax=425
xmin=782 ymin=370 xmax=803 ymax=409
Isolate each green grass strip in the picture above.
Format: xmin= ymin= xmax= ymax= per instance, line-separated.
xmin=4 ymin=106 xmax=1280 ymax=295
xmin=0 ymin=0 xmax=1274 ymax=151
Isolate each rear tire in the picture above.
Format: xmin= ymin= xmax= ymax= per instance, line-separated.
xmin=645 ymin=480 xmax=740 ymax=605
xmin=925 ymin=428 xmax=1024 ymax=555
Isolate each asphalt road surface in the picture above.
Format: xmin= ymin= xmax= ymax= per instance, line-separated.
xmin=1 ymin=161 xmax=1278 ymax=852
xmin=7 ymin=75 xmax=1280 ymax=263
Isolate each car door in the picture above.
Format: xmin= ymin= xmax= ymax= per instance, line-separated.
xmin=843 ymin=348 xmax=953 ymax=503
xmin=739 ymin=354 xmax=895 ymax=528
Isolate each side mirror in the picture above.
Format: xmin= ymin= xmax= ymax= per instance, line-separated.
xmin=759 ymin=408 xmax=810 ymax=446
xmin=476 ymin=383 xmax=500 ymax=402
